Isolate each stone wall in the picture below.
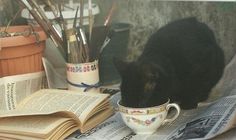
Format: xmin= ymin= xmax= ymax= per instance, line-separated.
xmin=95 ymin=0 xmax=236 ymax=64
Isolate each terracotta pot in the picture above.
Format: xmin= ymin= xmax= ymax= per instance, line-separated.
xmin=0 ymin=25 xmax=47 ymax=77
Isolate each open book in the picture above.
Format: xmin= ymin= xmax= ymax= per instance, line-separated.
xmin=0 ymin=89 xmax=114 ymax=140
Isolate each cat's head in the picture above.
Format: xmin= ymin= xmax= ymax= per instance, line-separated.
xmin=114 ymin=58 xmax=168 ymax=108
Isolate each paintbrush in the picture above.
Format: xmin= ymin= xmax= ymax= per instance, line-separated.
xmin=78 ymin=0 xmax=90 ymax=63
xmin=79 ymin=0 xmax=84 ymax=27
xmin=88 ymin=0 xmax=93 ymax=41
xmin=89 ymin=1 xmax=117 ymax=61
xmin=79 ymin=0 xmax=84 ymax=61
xmin=28 ymin=0 xmax=62 ymax=42
xmin=18 ymin=0 xmax=66 ymax=59
xmin=43 ymin=0 xmax=58 ymax=18
xmin=104 ymin=1 xmax=117 ymax=26
xmin=58 ymin=3 xmax=68 ymax=62
xmin=67 ymin=6 xmax=81 ymax=63
xmin=66 ymin=28 xmax=80 ymax=63
xmin=79 ymin=27 xmax=89 ymax=62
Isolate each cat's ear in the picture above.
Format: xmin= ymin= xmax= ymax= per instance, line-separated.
xmin=113 ymin=57 xmax=129 ymax=75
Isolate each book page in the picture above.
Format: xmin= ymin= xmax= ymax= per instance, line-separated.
xmin=0 ymin=71 xmax=46 ymax=111
xmin=67 ymin=113 xmax=134 ymax=140
xmin=80 ymin=107 xmax=114 ymax=133
xmin=0 ymin=115 xmax=74 ymax=137
xmin=0 ymin=133 xmax=43 ymax=140
xmin=0 ymin=89 xmax=110 ymax=123
xmin=49 ymin=120 xmax=80 ymax=140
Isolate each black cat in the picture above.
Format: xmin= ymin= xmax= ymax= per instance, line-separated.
xmin=114 ymin=17 xmax=225 ymax=109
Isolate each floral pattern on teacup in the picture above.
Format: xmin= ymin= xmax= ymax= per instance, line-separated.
xmin=119 ymin=106 xmax=166 ymax=115
xmin=126 ymin=115 xmax=163 ymax=126
xmin=130 ymin=110 xmax=146 ymax=114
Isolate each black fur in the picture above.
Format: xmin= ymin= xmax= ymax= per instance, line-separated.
xmin=114 ymin=17 xmax=225 ymax=109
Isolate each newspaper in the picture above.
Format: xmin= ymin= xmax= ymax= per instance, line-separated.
xmin=42 ymin=57 xmax=67 ymax=89
xmin=66 ymin=53 xmax=236 ymax=139
xmin=66 ymin=93 xmax=236 ymax=140
xmin=0 ymin=71 xmax=46 ymax=111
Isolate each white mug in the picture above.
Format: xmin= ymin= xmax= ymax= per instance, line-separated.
xmin=66 ymin=60 xmax=100 ymax=92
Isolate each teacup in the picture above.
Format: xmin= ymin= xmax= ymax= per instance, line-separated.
xmin=117 ymin=99 xmax=180 ymax=134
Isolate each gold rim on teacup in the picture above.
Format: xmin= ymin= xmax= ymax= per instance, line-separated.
xmin=117 ymin=99 xmax=170 ymax=115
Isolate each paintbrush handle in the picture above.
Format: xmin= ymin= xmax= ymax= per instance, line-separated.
xmin=31 ymin=0 xmax=62 ymax=43
xmin=104 ymin=1 xmax=117 ymax=26
xmin=66 ymin=29 xmax=81 ymax=63
xmin=88 ymin=0 xmax=93 ymax=41
xmin=20 ymin=0 xmax=67 ymax=59
xmin=58 ymin=3 xmax=68 ymax=61
xmin=73 ymin=6 xmax=79 ymax=28
xmin=45 ymin=0 xmax=58 ymax=18
xmin=20 ymin=0 xmax=63 ymax=46
xmin=79 ymin=28 xmax=90 ymax=62
xmin=79 ymin=0 xmax=84 ymax=27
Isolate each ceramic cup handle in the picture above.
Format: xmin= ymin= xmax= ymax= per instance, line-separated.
xmin=162 ymin=103 xmax=181 ymax=125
